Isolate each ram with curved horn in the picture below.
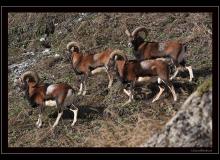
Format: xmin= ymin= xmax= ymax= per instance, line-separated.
xmin=66 ymin=41 xmax=126 ymax=95
xmin=14 ymin=71 xmax=78 ymax=129
xmin=125 ymin=26 xmax=194 ymax=82
xmin=107 ymin=50 xmax=177 ymax=106
xmin=19 ymin=70 xmax=40 ymax=88
xmin=131 ymin=26 xmax=148 ymax=37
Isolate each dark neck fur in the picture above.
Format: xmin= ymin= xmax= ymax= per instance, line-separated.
xmin=24 ymin=87 xmax=38 ymax=108
xmin=133 ymin=37 xmax=145 ymax=51
xmin=72 ymin=53 xmax=83 ymax=75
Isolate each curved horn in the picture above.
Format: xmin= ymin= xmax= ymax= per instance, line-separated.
xmin=66 ymin=41 xmax=80 ymax=53
xmin=131 ymin=26 xmax=148 ymax=37
xmin=109 ymin=49 xmax=128 ymax=61
xmin=21 ymin=71 xmax=40 ymax=86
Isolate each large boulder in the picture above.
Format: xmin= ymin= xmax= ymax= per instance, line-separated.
xmin=142 ymin=81 xmax=212 ymax=147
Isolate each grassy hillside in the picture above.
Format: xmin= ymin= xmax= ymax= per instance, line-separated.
xmin=8 ymin=12 xmax=212 ymax=147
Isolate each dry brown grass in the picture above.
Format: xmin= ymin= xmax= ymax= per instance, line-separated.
xmin=8 ymin=12 xmax=212 ymax=147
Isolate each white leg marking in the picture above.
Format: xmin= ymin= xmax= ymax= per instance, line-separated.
xmin=123 ymin=89 xmax=134 ymax=106
xmin=122 ymin=99 xmax=132 ymax=106
xmin=70 ymin=108 xmax=78 ymax=127
xmin=78 ymin=83 xmax=83 ymax=95
xmin=36 ymin=117 xmax=40 ymax=126
xmin=157 ymin=78 xmax=162 ymax=84
xmin=137 ymin=76 xmax=151 ymax=82
xmin=36 ymin=114 xmax=42 ymax=128
xmin=82 ymin=84 xmax=87 ymax=95
xmin=91 ymin=67 xmax=106 ymax=75
xmin=185 ymin=66 xmax=194 ymax=82
xmin=170 ymin=67 xmax=180 ymax=80
xmin=168 ymin=85 xmax=177 ymax=101
xmin=107 ymin=72 xmax=113 ymax=89
xmin=52 ymin=112 xmax=63 ymax=128
xmin=108 ymin=78 xmax=113 ymax=89
xmin=152 ymin=86 xmax=165 ymax=103
xmin=131 ymin=94 xmax=134 ymax=101
xmin=82 ymin=90 xmax=87 ymax=95
xmin=123 ymin=89 xmax=131 ymax=97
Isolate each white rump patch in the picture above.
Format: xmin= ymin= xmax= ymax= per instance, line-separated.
xmin=45 ymin=100 xmax=57 ymax=107
xmin=46 ymin=84 xmax=58 ymax=95
xmin=158 ymin=42 xmax=165 ymax=52
xmin=140 ymin=61 xmax=152 ymax=70
xmin=93 ymin=53 xmax=102 ymax=61
xmin=66 ymin=89 xmax=73 ymax=98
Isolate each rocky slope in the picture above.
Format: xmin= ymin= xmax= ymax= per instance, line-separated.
xmin=142 ymin=80 xmax=212 ymax=147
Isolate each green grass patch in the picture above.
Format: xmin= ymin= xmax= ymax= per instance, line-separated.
xmin=197 ymin=78 xmax=212 ymax=96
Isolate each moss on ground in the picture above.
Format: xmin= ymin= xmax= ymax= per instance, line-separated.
xmin=197 ymin=78 xmax=212 ymax=96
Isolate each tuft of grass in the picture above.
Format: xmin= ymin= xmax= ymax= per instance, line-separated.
xmin=197 ymin=78 xmax=212 ymax=96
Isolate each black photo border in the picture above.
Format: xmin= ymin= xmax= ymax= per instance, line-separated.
xmin=1 ymin=5 xmax=219 ymax=154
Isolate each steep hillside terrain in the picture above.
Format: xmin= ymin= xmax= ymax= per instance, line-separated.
xmin=8 ymin=13 xmax=212 ymax=147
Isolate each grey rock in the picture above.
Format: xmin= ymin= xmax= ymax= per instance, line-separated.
xmin=141 ymin=88 xmax=212 ymax=147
